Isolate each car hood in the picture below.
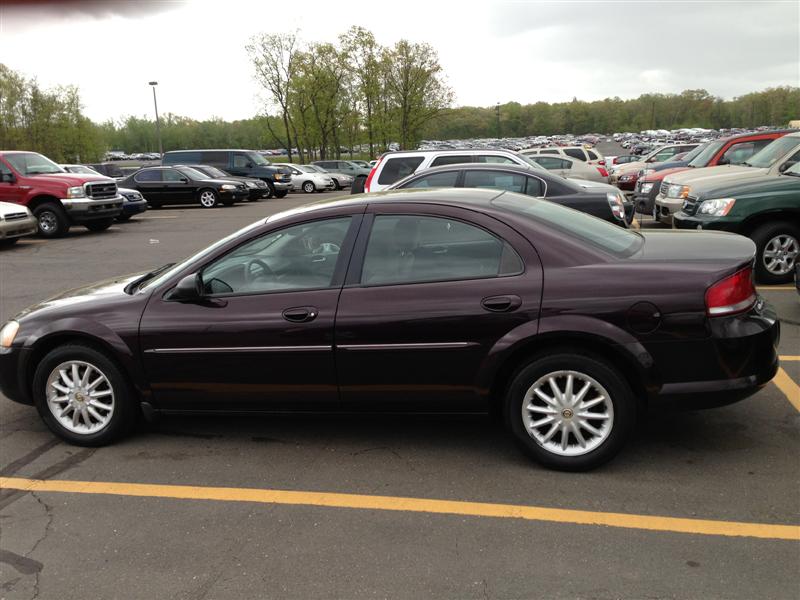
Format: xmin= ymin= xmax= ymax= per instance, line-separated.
xmin=35 ymin=173 xmax=114 ymax=185
xmin=614 ymin=161 xmax=646 ymax=174
xmin=0 ymin=201 xmax=32 ymax=216
xmin=14 ymin=272 xmax=146 ymax=323
xmin=662 ymin=165 xmax=765 ymax=186
xmin=642 ymin=166 xmax=691 ymax=183
xmin=692 ymin=173 xmax=800 ymax=200
xmin=201 ymin=178 xmax=246 ymax=186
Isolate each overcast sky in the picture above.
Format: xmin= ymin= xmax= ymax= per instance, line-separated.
xmin=1 ymin=0 xmax=798 ymax=123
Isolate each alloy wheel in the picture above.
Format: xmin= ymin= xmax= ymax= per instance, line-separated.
xmin=45 ymin=360 xmax=115 ymax=434
xmin=199 ymin=191 xmax=217 ymax=208
xmin=762 ymin=234 xmax=798 ymax=276
xmin=521 ymin=370 xmax=614 ymax=457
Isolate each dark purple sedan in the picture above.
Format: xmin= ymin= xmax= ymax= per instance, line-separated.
xmin=0 ymin=188 xmax=780 ymax=470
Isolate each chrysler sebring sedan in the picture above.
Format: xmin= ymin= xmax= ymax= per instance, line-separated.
xmin=0 ymin=189 xmax=780 ymax=470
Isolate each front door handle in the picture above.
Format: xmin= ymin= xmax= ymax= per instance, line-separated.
xmin=282 ymin=306 xmax=318 ymax=323
xmin=481 ymin=295 xmax=522 ymax=313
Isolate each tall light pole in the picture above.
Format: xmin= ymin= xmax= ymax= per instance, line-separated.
xmin=148 ymin=81 xmax=163 ymax=156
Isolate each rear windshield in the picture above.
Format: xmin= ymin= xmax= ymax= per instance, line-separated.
xmin=491 ymin=192 xmax=642 ymax=257
xmin=378 ymin=156 xmax=424 ymax=185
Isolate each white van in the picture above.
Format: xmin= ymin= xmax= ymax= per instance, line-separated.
xmin=520 ymin=146 xmax=604 ymax=165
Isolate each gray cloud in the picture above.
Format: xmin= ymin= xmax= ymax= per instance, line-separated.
xmin=0 ymin=0 xmax=187 ymax=30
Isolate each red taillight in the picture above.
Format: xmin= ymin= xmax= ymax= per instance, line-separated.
xmin=613 ymin=157 xmax=619 ymax=164
xmin=596 ymin=166 xmax=609 ymax=177
xmin=364 ymin=156 xmax=383 ymax=193
xmin=705 ymin=267 xmax=756 ymax=317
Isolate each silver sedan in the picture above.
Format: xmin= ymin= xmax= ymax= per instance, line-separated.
xmin=528 ymin=155 xmax=609 ymax=184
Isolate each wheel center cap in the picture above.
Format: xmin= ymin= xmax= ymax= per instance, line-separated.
xmin=561 ymin=408 xmax=574 ymax=419
xmin=75 ymin=392 xmax=84 ymax=402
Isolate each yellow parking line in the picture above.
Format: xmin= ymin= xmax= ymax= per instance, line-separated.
xmin=1 ymin=477 xmax=797 ymax=541
xmin=773 ymin=368 xmax=800 ymax=412
xmin=780 ymin=356 xmax=800 ymax=361
xmin=757 ymin=286 xmax=796 ymax=291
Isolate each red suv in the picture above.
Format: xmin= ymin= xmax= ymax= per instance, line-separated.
xmin=633 ymin=130 xmax=793 ymax=216
xmin=0 ymin=151 xmax=123 ymax=237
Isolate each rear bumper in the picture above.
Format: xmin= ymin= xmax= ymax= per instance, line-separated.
xmin=61 ymin=196 xmax=124 ymax=222
xmin=0 ymin=215 xmax=38 ymax=239
xmin=649 ymin=300 xmax=780 ymax=408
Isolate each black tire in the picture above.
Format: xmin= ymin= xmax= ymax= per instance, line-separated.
xmin=198 ymin=188 xmax=219 ymax=208
xmin=222 ymin=200 xmax=236 ymax=207
xmin=351 ymin=177 xmax=366 ymax=194
xmin=273 ymin=189 xmax=288 ymax=198
xmin=32 ymin=344 xmax=138 ymax=446
xmin=85 ymin=219 xmax=113 ymax=232
xmin=264 ymin=181 xmax=276 ymax=199
xmin=116 ymin=214 xmax=132 ymax=222
xmin=33 ymin=202 xmax=70 ymax=238
xmin=0 ymin=237 xmax=19 ymax=247
xmin=302 ymin=181 xmax=316 ymax=194
xmin=750 ymin=222 xmax=800 ymax=285
xmin=331 ymin=178 xmax=340 ymax=190
xmin=504 ymin=351 xmax=635 ymax=471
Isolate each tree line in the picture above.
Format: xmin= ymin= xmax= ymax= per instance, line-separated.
xmin=1 ymin=55 xmax=797 ymax=165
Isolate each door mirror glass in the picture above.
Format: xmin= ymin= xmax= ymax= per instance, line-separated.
xmin=169 ymin=273 xmax=202 ymax=301
xmin=779 ymin=160 xmax=796 ymax=173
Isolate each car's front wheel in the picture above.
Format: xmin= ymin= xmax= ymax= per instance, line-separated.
xmin=32 ymin=344 xmax=138 ymax=446
xmin=505 ymin=351 xmax=635 ymax=471
xmin=85 ymin=219 xmax=113 ymax=232
xmin=751 ymin=222 xmax=799 ymax=284
xmin=33 ymin=202 xmax=70 ymax=238
xmin=273 ymin=189 xmax=288 ymax=198
xmin=198 ymin=189 xmax=219 ymax=208
xmin=331 ymin=178 xmax=340 ymax=190
xmin=302 ymin=181 xmax=316 ymax=193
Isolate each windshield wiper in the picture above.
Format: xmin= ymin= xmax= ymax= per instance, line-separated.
xmin=124 ymin=263 xmax=175 ymax=294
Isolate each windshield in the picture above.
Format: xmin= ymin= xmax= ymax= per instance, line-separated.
xmin=676 ymin=143 xmax=706 ymax=164
xmin=492 ymin=192 xmax=642 ymax=257
xmin=68 ymin=165 xmax=101 ymax=175
xmin=783 ymin=161 xmax=800 ymax=177
xmin=140 ymin=220 xmax=266 ymax=291
xmin=5 ymin=152 xmax=64 ymax=175
xmin=200 ymin=166 xmax=228 ymax=178
xmin=516 ymin=153 xmax=548 ymax=172
xmin=179 ymin=167 xmax=213 ymax=180
xmin=744 ymin=136 xmax=799 ymax=168
xmin=688 ymin=140 xmax=725 ymax=167
xmin=247 ymin=152 xmax=270 ymax=166
xmin=304 ymin=165 xmax=324 ymax=173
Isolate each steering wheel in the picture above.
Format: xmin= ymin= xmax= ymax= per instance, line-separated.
xmin=312 ymin=242 xmax=341 ymax=255
xmin=244 ymin=258 xmax=275 ymax=284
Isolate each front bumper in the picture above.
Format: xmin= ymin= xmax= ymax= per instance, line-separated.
xmin=272 ymin=180 xmax=292 ymax=192
xmin=220 ymin=189 xmax=250 ymax=202
xmin=654 ymin=196 xmax=684 ymax=224
xmin=122 ymin=198 xmax=148 ymax=216
xmin=247 ymin=187 xmax=270 ymax=200
xmin=0 ymin=344 xmax=32 ymax=405
xmin=61 ymin=195 xmax=124 ymax=222
xmin=0 ymin=215 xmax=38 ymax=240
xmin=649 ymin=300 xmax=780 ymax=408
xmin=672 ymin=212 xmax=739 ymax=233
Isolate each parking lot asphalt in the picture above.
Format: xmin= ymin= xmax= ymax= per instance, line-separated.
xmin=1 ymin=178 xmax=799 ymax=599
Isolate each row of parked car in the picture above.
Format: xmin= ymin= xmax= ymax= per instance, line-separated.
xmin=606 ymin=130 xmax=800 ymax=283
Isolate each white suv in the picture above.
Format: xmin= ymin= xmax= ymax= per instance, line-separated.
xmin=520 ymin=146 xmax=604 ymax=165
xmin=365 ymin=148 xmax=604 ymax=193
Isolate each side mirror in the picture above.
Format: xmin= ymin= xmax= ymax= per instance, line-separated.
xmin=180 ymin=177 xmax=189 ymax=183
xmin=779 ymin=161 xmax=796 ymax=173
xmin=169 ymin=273 xmax=202 ymax=301
xmin=1 ymin=172 xmax=15 ymax=183
xmin=717 ymin=156 xmax=730 ymax=166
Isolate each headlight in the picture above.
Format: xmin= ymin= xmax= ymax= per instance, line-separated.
xmin=606 ymin=192 xmax=626 ymax=221
xmin=0 ymin=321 xmax=19 ymax=348
xmin=246 ymin=181 xmax=256 ymax=188
xmin=66 ymin=186 xmax=85 ymax=198
xmin=618 ymin=174 xmax=634 ymax=182
xmin=640 ymin=182 xmax=654 ymax=194
xmin=667 ymin=184 xmax=690 ymax=199
xmin=220 ymin=184 xmax=236 ymax=190
xmin=697 ymin=198 xmax=736 ymax=216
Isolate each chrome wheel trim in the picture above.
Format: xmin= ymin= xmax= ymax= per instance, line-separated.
xmin=199 ymin=191 xmax=217 ymax=207
xmin=521 ymin=370 xmax=614 ymax=457
xmin=45 ymin=360 xmax=115 ymax=435
xmin=39 ymin=211 xmax=58 ymax=233
xmin=762 ymin=234 xmax=798 ymax=276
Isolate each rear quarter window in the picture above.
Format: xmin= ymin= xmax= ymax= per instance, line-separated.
xmin=164 ymin=151 xmax=201 ymax=164
xmin=563 ymin=148 xmax=586 ymax=161
xmin=377 ymin=156 xmax=425 ymax=185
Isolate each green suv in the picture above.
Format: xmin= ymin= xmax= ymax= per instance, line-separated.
xmin=673 ymin=161 xmax=800 ymax=284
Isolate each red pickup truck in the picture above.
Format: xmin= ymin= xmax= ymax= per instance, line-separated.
xmin=0 ymin=151 xmax=123 ymax=237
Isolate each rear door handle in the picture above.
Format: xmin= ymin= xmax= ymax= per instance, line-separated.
xmin=282 ymin=306 xmax=318 ymax=323
xmin=481 ymin=295 xmax=522 ymax=313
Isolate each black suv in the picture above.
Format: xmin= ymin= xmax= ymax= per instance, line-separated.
xmin=119 ymin=166 xmax=249 ymax=208
xmin=162 ymin=150 xmax=292 ymax=198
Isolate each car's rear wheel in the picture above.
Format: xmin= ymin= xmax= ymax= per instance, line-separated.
xmin=302 ymin=181 xmax=316 ymax=193
xmin=264 ymin=181 xmax=275 ymax=199
xmin=33 ymin=202 xmax=70 ymax=238
xmin=274 ymin=189 xmax=288 ymax=198
xmin=751 ymin=222 xmax=799 ymax=284
xmin=505 ymin=352 xmax=635 ymax=471
xmin=32 ymin=344 xmax=137 ymax=446
xmin=331 ymin=178 xmax=340 ymax=190
xmin=85 ymin=219 xmax=113 ymax=232
xmin=198 ymin=189 xmax=218 ymax=208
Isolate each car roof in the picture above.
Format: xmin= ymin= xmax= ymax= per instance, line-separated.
xmin=379 ymin=149 xmax=519 ymax=157
xmin=400 ymin=163 xmax=542 ymax=176
xmin=719 ymin=129 xmax=797 ymax=142
xmin=163 ymin=149 xmax=256 ymax=153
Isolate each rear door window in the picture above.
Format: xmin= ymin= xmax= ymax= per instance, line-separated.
xmin=475 ymin=155 xmax=516 ymax=164
xmin=134 ymin=169 xmax=162 ymax=182
xmin=463 ymin=170 xmax=525 ymax=193
xmin=587 ymin=150 xmax=599 ymax=160
xmin=201 ymin=151 xmax=229 ymax=165
xmin=232 ymin=153 xmax=251 ymax=168
xmin=563 ymin=148 xmax=586 ymax=161
xmin=430 ymin=155 xmax=473 ymax=167
xmin=539 ymin=149 xmax=559 ymax=155
xmin=377 ymin=156 xmax=425 ymax=185
xmin=525 ymin=177 xmax=544 ymax=196
xmin=404 ymin=171 xmax=459 ymax=188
